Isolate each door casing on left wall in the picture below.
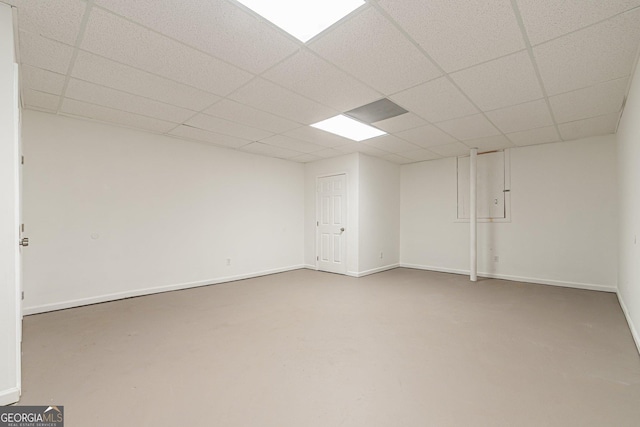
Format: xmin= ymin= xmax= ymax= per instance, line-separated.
xmin=0 ymin=3 xmax=22 ymax=406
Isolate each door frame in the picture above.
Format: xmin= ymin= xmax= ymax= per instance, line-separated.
xmin=315 ymin=172 xmax=348 ymax=274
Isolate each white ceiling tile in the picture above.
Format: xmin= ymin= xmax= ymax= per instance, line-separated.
xmin=13 ymin=0 xmax=86 ymax=44
xmin=451 ymin=50 xmax=543 ymax=111
xmin=312 ymin=148 xmax=347 ymax=159
xmin=428 ymin=142 xmax=472 ymax=157
xmin=60 ymin=98 xmax=177 ymax=133
xmin=81 ymin=8 xmax=253 ymax=95
xmin=71 ymin=51 xmax=219 ymax=111
xmin=309 ymin=7 xmax=441 ymax=94
xmin=169 ymin=125 xmax=250 ymax=149
xmin=229 ymin=78 xmax=336 ymax=125
xmin=259 ymin=135 xmax=325 ymax=153
xmin=262 ymin=50 xmax=381 ymax=111
xmin=22 ymin=89 xmax=59 ymax=111
xmin=436 ymin=114 xmax=501 ymax=141
xmin=240 ymin=142 xmax=301 ymax=160
xmin=65 ymin=79 xmax=194 ymax=123
xmin=382 ymin=154 xmax=415 ymax=164
xmin=558 ymin=113 xmax=619 ymax=141
xmin=464 ymin=135 xmax=515 ymax=152
xmin=93 ymin=0 xmax=299 ymax=74
xmin=283 ymin=126 xmax=353 ymax=148
xmin=395 ymin=124 xmax=457 ymax=148
xmin=372 ymin=113 xmax=427 ymax=133
xmin=486 ymin=99 xmax=554 ymax=133
xmin=549 ymin=77 xmax=628 ymax=123
xmin=288 ymin=154 xmax=322 ymax=163
xmin=378 ymin=0 xmax=525 ymax=72
xmin=290 ymin=153 xmax=322 ymax=163
xmin=534 ymin=9 xmax=640 ymax=95
xmin=20 ymin=65 xmax=66 ymax=95
xmin=390 ymin=77 xmax=478 ymax=123
xmin=506 ymin=126 xmax=561 ymax=146
xmin=363 ymin=134 xmax=420 ymax=153
xmin=19 ymin=30 xmax=74 ymax=74
xmin=334 ymin=142 xmax=389 ymax=157
xmin=397 ymin=149 xmax=442 ymax=161
xmin=516 ymin=0 xmax=640 ymax=45
xmin=186 ymin=114 xmax=272 ymax=141
xmin=204 ymin=99 xmax=300 ymax=134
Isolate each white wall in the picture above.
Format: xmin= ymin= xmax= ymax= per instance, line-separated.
xmin=400 ymin=137 xmax=618 ymax=291
xmin=22 ymin=111 xmax=305 ymax=314
xmin=0 ymin=2 xmax=20 ymax=405
xmin=617 ymin=56 xmax=640 ymax=352
xmin=358 ymin=154 xmax=400 ymax=274
xmin=304 ymin=153 xmax=359 ymax=274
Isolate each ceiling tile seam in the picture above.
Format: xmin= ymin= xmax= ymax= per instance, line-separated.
xmin=616 ymin=33 xmax=640 ymax=132
xmin=382 ymin=73 xmax=449 ymax=100
xmin=259 ymin=45 xmax=387 ymax=104
xmin=165 ymin=122 xmax=256 ymax=144
xmin=166 ymin=133 xmax=254 ymax=152
xmin=59 ymin=47 xmax=236 ymax=98
xmin=480 ymin=96 xmax=546 ymax=114
xmin=57 ymin=110 xmax=171 ymax=136
xmin=55 ymin=0 xmax=95 ymax=114
xmin=61 ymin=95 xmax=181 ymax=125
xmin=156 ymin=75 xmax=312 ymax=147
xmin=528 ymin=5 xmax=640 ymax=49
xmin=369 ymin=1 xmax=513 ymax=150
xmin=509 ymin=0 xmax=563 ymax=142
xmin=20 ymin=87 xmax=63 ymax=98
xmin=22 ymin=105 xmax=56 ymax=114
xmin=430 ymin=48 xmax=528 ymax=76
xmin=223 ymin=76 xmax=341 ymax=117
xmin=556 ymin=111 xmax=624 ymax=126
xmin=166 ymin=95 xmax=288 ymax=140
xmin=248 ymin=141 xmax=307 ymax=157
xmin=64 ymin=76 xmax=205 ymax=114
xmin=547 ymin=75 xmax=631 ymax=100
xmin=396 ymin=147 xmax=440 ymax=159
xmin=90 ymin=4 xmax=260 ymax=78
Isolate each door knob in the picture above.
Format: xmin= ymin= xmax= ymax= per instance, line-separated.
xmin=19 ymin=237 xmax=29 ymax=247
xmin=340 ymin=227 xmax=345 ymax=232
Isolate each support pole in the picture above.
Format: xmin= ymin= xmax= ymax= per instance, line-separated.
xmin=470 ymin=148 xmax=478 ymax=282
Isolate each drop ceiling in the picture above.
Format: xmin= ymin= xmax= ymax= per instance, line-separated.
xmin=6 ymin=0 xmax=640 ymax=164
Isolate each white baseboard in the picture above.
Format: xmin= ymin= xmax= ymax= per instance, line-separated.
xmin=346 ymin=264 xmax=399 ymax=278
xmin=23 ymin=265 xmax=306 ymax=315
xmin=0 ymin=387 xmax=20 ymax=406
xmin=303 ymin=264 xmax=317 ymax=270
xmin=617 ymin=292 xmax=640 ymax=356
xmin=399 ymin=263 xmax=616 ymax=293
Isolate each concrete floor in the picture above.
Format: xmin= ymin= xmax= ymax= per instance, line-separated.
xmin=18 ymin=268 xmax=640 ymax=426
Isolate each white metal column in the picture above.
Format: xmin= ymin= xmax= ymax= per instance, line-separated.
xmin=470 ymin=148 xmax=478 ymax=282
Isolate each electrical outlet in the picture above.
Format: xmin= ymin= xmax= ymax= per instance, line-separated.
xmin=226 ymin=258 xmax=231 ymax=266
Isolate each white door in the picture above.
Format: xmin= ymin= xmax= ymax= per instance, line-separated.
xmin=316 ymin=174 xmax=347 ymax=274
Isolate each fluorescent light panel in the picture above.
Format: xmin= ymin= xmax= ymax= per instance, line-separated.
xmin=235 ymin=0 xmax=365 ymax=43
xmin=311 ymin=115 xmax=386 ymax=141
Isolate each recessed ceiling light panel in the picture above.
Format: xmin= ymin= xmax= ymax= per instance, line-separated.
xmin=235 ymin=0 xmax=365 ymax=43
xmin=311 ymin=115 xmax=386 ymax=141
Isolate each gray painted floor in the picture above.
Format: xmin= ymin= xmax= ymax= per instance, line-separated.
xmin=19 ymin=268 xmax=640 ymax=426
